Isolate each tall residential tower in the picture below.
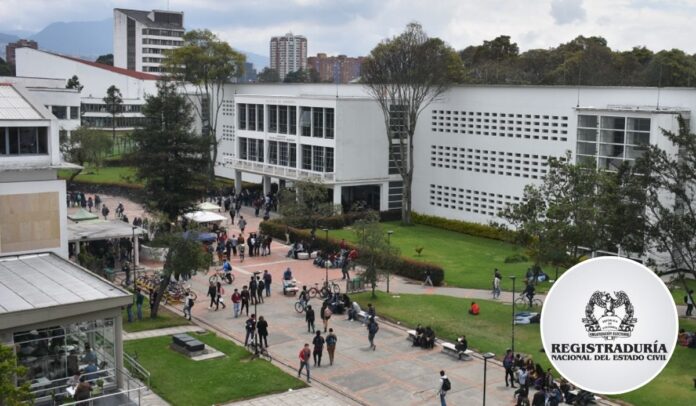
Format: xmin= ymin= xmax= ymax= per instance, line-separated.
xmin=269 ymin=33 xmax=307 ymax=80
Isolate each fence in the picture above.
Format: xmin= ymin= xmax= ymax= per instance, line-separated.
xmin=123 ymin=352 xmax=151 ymax=388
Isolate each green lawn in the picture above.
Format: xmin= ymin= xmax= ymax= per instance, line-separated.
xmin=668 ymin=278 xmax=696 ymax=305
xmin=122 ymin=297 xmax=191 ymax=333
xmin=59 ymin=166 xmax=141 ymax=188
xmin=352 ymin=292 xmax=696 ymax=406
xmin=331 ymin=221 xmax=540 ymax=290
xmin=124 ymin=333 xmax=305 ymax=406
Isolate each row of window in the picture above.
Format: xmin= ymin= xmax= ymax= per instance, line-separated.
xmin=430 ymin=145 xmax=551 ymax=179
xmin=268 ymin=105 xmax=297 ymax=135
xmin=237 ymin=137 xmax=334 ymax=172
xmin=47 ymin=105 xmax=79 ymax=120
xmin=301 ymin=145 xmax=334 ymax=172
xmin=431 ymin=109 xmax=569 ymax=140
xmin=142 ymin=38 xmax=183 ymax=46
xmin=576 ymin=115 xmax=652 ymax=171
xmin=432 ymin=110 xmax=569 ymax=120
xmin=268 ymin=141 xmax=297 ymax=167
xmin=0 ymin=127 xmax=49 ymax=156
xmin=142 ymin=28 xmax=184 ymax=37
xmin=429 ymin=184 xmax=521 ymax=217
xmin=237 ymin=104 xmax=335 ymax=139
xmin=222 ymin=124 xmax=234 ymax=142
xmin=142 ymin=47 xmax=166 ymax=54
xmin=143 ymin=57 xmax=164 ymax=63
xmin=82 ymin=116 xmax=150 ymax=128
xmin=81 ymin=104 xmax=143 ymax=114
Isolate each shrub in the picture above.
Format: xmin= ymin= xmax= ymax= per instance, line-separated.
xmin=260 ymin=219 xmax=445 ymax=285
xmin=504 ymin=253 xmax=529 ymax=263
xmin=412 ymin=212 xmax=516 ymax=242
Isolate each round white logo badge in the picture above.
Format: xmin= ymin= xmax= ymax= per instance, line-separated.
xmin=540 ymin=257 xmax=678 ymax=394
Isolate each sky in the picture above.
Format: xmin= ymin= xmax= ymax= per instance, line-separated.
xmin=1 ymin=0 xmax=696 ymax=56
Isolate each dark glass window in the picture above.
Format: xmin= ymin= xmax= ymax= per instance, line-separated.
xmin=313 ymin=109 xmax=324 ymax=138
xmin=300 ymin=107 xmax=311 ymax=136
xmin=238 ymin=104 xmax=247 ymax=130
xmin=268 ymin=105 xmax=277 ymax=132
xmin=325 ymin=108 xmax=334 ymax=139
xmin=279 ymin=106 xmax=288 ymax=134
xmin=302 ymin=145 xmax=312 ymax=169
xmin=289 ymin=106 xmax=297 ymax=135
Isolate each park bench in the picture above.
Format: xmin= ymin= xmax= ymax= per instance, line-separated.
xmin=356 ymin=310 xmax=378 ymax=323
xmin=297 ymin=252 xmax=310 ymax=260
xmin=406 ymin=329 xmax=417 ymax=342
xmin=441 ymin=342 xmax=474 ymax=360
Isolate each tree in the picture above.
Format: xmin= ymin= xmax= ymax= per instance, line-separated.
xmin=353 ymin=212 xmax=400 ymax=297
xmin=257 ymin=67 xmax=280 ymax=83
xmin=66 ymin=75 xmax=84 ymax=92
xmin=278 ymin=180 xmax=338 ymax=228
xmin=637 ymin=116 xmax=696 ymax=292
xmin=60 ymin=127 xmax=113 ymax=182
xmin=131 ymin=80 xmax=211 ymax=222
xmin=0 ymin=344 xmax=33 ymax=406
xmin=0 ymin=57 xmax=13 ymax=76
xmin=362 ymin=22 xmax=464 ymax=224
xmin=150 ymin=232 xmax=210 ymax=317
xmin=95 ymin=53 xmax=113 ymax=66
xmin=283 ymin=68 xmax=320 ymax=83
xmin=103 ymin=85 xmax=123 ymax=153
xmin=162 ymin=29 xmax=246 ymax=180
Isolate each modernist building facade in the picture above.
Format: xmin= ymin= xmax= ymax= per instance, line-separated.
xmin=113 ymin=8 xmax=185 ymax=74
xmin=215 ymin=84 xmax=688 ymax=225
xmin=269 ymin=33 xmax=308 ymax=80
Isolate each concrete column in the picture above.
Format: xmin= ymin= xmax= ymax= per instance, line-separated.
xmin=235 ymin=170 xmax=243 ymax=194
xmin=263 ymin=175 xmax=271 ymax=196
xmin=114 ymin=313 xmax=124 ymax=388
xmin=380 ymin=181 xmax=390 ymax=212
xmin=333 ymin=185 xmax=342 ymax=214
xmin=75 ymin=241 xmax=81 ymax=255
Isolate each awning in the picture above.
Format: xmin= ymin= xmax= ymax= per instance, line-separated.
xmin=197 ymin=201 xmax=221 ymax=211
xmin=184 ymin=211 xmax=227 ymax=224
xmin=68 ymin=208 xmax=99 ymax=222
xmin=68 ymin=220 xmax=147 ymax=242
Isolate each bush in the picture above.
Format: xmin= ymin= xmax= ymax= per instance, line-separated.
xmin=504 ymin=254 xmax=529 ymax=263
xmin=260 ymin=219 xmax=445 ymax=285
xmin=412 ymin=212 xmax=516 ymax=242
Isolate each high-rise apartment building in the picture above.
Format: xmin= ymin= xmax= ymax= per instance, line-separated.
xmin=113 ymin=8 xmax=185 ymax=74
xmin=307 ymin=53 xmax=363 ymax=83
xmin=269 ymin=33 xmax=307 ymax=80
xmin=5 ymin=39 xmax=38 ymax=65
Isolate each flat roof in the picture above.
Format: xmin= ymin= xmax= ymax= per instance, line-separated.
xmin=68 ymin=220 xmax=147 ymax=242
xmin=0 ymin=84 xmax=42 ymax=120
xmin=0 ymin=253 xmax=131 ymax=315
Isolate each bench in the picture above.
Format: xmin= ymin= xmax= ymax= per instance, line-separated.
xmin=407 ymin=329 xmax=417 ymax=342
xmin=441 ymin=342 xmax=473 ymax=360
xmin=297 ymin=252 xmax=310 ymax=260
xmin=172 ymin=334 xmax=205 ymax=352
xmin=356 ymin=310 xmax=378 ymax=323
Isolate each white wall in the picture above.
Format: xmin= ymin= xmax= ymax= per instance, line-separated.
xmin=113 ymin=10 xmax=128 ymax=69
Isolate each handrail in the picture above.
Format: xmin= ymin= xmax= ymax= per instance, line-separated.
xmin=123 ymin=352 xmax=151 ymax=388
xmin=223 ymin=157 xmax=335 ymax=182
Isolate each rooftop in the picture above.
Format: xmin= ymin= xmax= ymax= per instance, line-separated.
xmin=0 ymin=84 xmax=42 ymax=120
xmin=46 ymin=51 xmax=160 ymax=80
xmin=0 ymin=253 xmax=131 ymax=316
xmin=68 ymin=219 xmax=147 ymax=242
xmin=115 ymin=8 xmax=184 ymax=29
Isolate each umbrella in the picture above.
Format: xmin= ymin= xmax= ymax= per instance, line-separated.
xmin=184 ymin=211 xmax=227 ymax=223
xmin=68 ymin=208 xmax=99 ymax=222
xmin=197 ymin=201 xmax=221 ymax=211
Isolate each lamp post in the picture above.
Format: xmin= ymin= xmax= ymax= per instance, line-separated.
xmin=131 ymin=225 xmax=137 ymax=287
xmin=482 ymin=352 xmax=495 ymax=406
xmin=509 ymin=276 xmax=516 ymax=356
xmin=322 ymin=228 xmax=329 ymax=243
xmin=386 ymin=230 xmax=393 ymax=293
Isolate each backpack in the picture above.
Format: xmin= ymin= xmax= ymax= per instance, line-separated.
xmin=442 ymin=377 xmax=451 ymax=391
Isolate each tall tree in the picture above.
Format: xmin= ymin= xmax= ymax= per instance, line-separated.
xmin=257 ymin=67 xmax=280 ymax=83
xmin=131 ymin=80 xmax=212 ymax=222
xmin=150 ymin=232 xmax=210 ymax=317
xmin=0 ymin=57 xmax=13 ymax=76
xmin=65 ymin=75 xmax=84 ymax=92
xmin=278 ymin=180 xmax=337 ymax=228
xmin=0 ymin=344 xmax=33 ymax=406
xmin=362 ymin=22 xmax=464 ymax=224
xmin=103 ymin=85 xmax=123 ymax=153
xmin=60 ymin=127 xmax=113 ymax=182
xmin=95 ymin=53 xmax=114 ymax=66
xmin=353 ymin=212 xmax=400 ymax=297
xmin=162 ymin=29 xmax=245 ymax=179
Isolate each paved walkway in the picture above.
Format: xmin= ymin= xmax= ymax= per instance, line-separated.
xmin=123 ymin=325 xmax=205 ymax=341
xmin=224 ymin=387 xmax=354 ymax=406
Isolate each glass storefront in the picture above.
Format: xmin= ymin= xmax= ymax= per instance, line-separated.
xmin=13 ymin=317 xmax=116 ymax=399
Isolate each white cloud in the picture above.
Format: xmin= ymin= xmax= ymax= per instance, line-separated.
xmin=550 ymin=0 xmax=587 ymax=25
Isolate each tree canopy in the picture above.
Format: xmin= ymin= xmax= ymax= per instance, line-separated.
xmin=60 ymin=127 xmax=113 ymax=182
xmin=278 ymin=180 xmax=337 ymax=228
xmin=0 ymin=344 xmax=32 ymax=406
xmin=66 ymin=75 xmax=84 ymax=92
xmin=130 ymin=80 xmax=211 ymax=222
xmin=257 ymin=67 xmax=280 ymax=83
xmin=95 ymin=53 xmax=113 ymax=66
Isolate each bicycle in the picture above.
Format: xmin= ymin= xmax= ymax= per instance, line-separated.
xmin=308 ymin=281 xmax=341 ymax=299
xmin=514 ymin=295 xmax=544 ymax=311
xmin=209 ymin=271 xmax=234 ymax=285
xmin=246 ymin=341 xmax=272 ymax=362
xmin=294 ymin=299 xmax=310 ymax=313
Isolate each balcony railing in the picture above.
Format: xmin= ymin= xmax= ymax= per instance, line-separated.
xmin=225 ymin=157 xmax=335 ymax=183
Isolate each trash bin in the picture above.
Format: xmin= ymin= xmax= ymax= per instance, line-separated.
xmin=104 ymin=268 xmax=115 ymax=282
xmin=351 ymin=276 xmax=362 ymax=292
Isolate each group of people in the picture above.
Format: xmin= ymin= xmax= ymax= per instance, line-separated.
xmin=227 ymin=270 xmax=273 ymax=317
xmin=312 ymin=242 xmax=359 ymax=281
xmin=678 ymin=328 xmax=696 ymax=348
xmin=501 ymin=350 xmax=578 ymax=406
xmin=208 ymin=187 xmax=277 ymax=224
xmin=208 ymin=226 xmax=273 ymax=263
xmin=411 ymin=324 xmax=436 ymax=349
xmin=67 ymin=191 xmax=101 ymax=211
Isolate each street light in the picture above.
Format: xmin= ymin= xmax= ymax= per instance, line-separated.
xmin=509 ymin=276 xmax=516 ymax=356
xmin=482 ymin=352 xmax=495 ymax=406
xmin=322 ymin=228 xmax=329 ymax=242
xmin=386 ymin=230 xmax=393 ymax=293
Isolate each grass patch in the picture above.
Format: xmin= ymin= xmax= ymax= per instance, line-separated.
xmin=124 ymin=333 xmax=305 ymax=406
xmin=122 ymin=297 xmax=191 ymax=333
xmin=331 ymin=221 xmax=541 ymax=290
xmin=59 ymin=166 xmax=141 ymax=188
xmin=667 ymin=278 xmax=696 ymax=305
xmin=352 ymin=292 xmax=696 ymax=406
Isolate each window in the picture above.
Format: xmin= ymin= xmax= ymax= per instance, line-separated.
xmin=248 ymin=104 xmax=257 ymax=131
xmin=238 ymin=104 xmax=247 ymax=130
xmin=268 ymin=105 xmax=277 ymax=132
xmin=268 ymin=141 xmax=278 ymax=164
xmin=302 ymin=144 xmax=312 ymax=169
xmin=70 ymin=106 xmax=79 ymax=120
xmin=325 ymin=148 xmax=334 ymax=172
xmin=300 ymin=107 xmax=311 ymax=136
xmin=312 ymin=146 xmax=324 ymax=172
xmin=279 ymin=106 xmax=288 ymax=134
xmin=51 ymin=106 xmax=67 ymax=120
xmin=239 ymin=138 xmax=247 ymax=160
xmin=325 ymin=108 xmax=334 ymax=139
xmin=1 ymin=127 xmax=49 ymax=155
xmin=290 ymin=144 xmax=297 ymax=168
xmin=313 ymin=108 xmax=324 ymax=137
xmin=257 ymin=105 xmax=264 ymax=132
xmin=289 ymin=106 xmax=297 ymax=135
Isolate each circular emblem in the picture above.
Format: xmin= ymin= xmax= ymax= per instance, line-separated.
xmin=540 ymin=257 xmax=678 ymax=394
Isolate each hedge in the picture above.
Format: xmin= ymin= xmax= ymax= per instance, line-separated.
xmin=260 ymin=219 xmax=445 ymax=285
xmin=287 ymin=210 xmax=403 ymax=230
xmin=412 ymin=212 xmax=516 ymax=243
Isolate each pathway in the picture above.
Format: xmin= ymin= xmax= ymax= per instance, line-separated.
xmin=123 ymin=325 xmax=205 ymax=341
xmin=223 ymin=387 xmax=354 ymax=406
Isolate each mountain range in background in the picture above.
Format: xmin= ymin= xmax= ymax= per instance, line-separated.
xmin=0 ymin=18 xmax=269 ymax=69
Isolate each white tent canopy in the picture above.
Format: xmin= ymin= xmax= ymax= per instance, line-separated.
xmin=197 ymin=201 xmax=221 ymax=211
xmin=184 ymin=211 xmax=227 ymax=224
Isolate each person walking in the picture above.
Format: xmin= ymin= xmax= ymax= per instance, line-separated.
xmin=231 ymin=288 xmax=241 ymax=318
xmin=321 ymin=302 xmax=332 ymax=332
xmin=367 ymin=317 xmax=379 ymax=350
xmin=423 ymin=269 xmax=434 ymax=287
xmin=207 ymin=281 xmax=217 ymax=310
xmin=238 ymin=216 xmax=247 ymax=234
xmin=306 ymin=305 xmax=316 ymax=333
xmin=438 ymin=370 xmax=451 ymax=406
xmin=215 ymin=281 xmax=226 ymax=310
xmin=504 ymin=349 xmax=517 ymax=388
xmin=257 ymin=316 xmax=269 ymax=348
xmin=229 ymin=207 xmax=236 ymax=224
xmin=312 ymin=331 xmax=324 ymax=367
xmin=297 ymin=343 xmax=311 ymax=383
xmin=240 ymin=286 xmax=250 ymax=316
xmin=183 ymin=290 xmax=194 ymax=320
xmin=263 ymin=270 xmax=272 ymax=297
xmin=686 ymin=289 xmax=694 ymax=316
xmin=244 ymin=314 xmax=256 ymax=346
xmin=256 ymin=276 xmax=265 ymax=304
xmin=101 ymin=204 xmax=110 ymax=220
xmin=135 ymin=289 xmax=144 ymax=321
xmin=326 ymin=328 xmax=337 ymax=366
xmin=249 ymin=277 xmax=258 ymax=305
xmin=493 ymin=269 xmax=502 ymax=299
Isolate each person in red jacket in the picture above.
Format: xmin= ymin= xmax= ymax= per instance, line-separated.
xmin=469 ymin=302 xmax=480 ymax=315
xmin=297 ymin=343 xmax=312 ymax=383
xmin=231 ymin=288 xmax=241 ymax=318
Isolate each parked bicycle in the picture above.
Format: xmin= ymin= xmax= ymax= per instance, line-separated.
xmin=246 ymin=341 xmax=272 ymax=362
xmin=514 ymin=295 xmax=543 ymax=311
xmin=308 ymin=281 xmax=340 ymax=299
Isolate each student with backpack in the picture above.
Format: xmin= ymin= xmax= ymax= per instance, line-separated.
xmin=367 ymin=317 xmax=379 ymax=350
xmin=438 ymin=370 xmax=451 ymax=406
xmin=297 ymin=343 xmax=311 ymax=383
xmin=504 ymin=349 xmax=516 ymax=388
xmin=685 ymin=289 xmax=694 ymax=316
xmin=326 ymin=328 xmax=338 ymax=366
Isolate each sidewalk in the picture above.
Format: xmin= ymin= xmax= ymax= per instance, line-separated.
xmin=123 ymin=325 xmax=205 ymax=341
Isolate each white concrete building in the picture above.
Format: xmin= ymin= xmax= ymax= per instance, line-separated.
xmin=270 ymin=33 xmax=308 ymax=81
xmin=113 ymin=8 xmax=185 ymax=74
xmin=15 ymin=47 xmax=159 ymax=131
xmin=215 ymin=84 xmax=689 ymax=225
